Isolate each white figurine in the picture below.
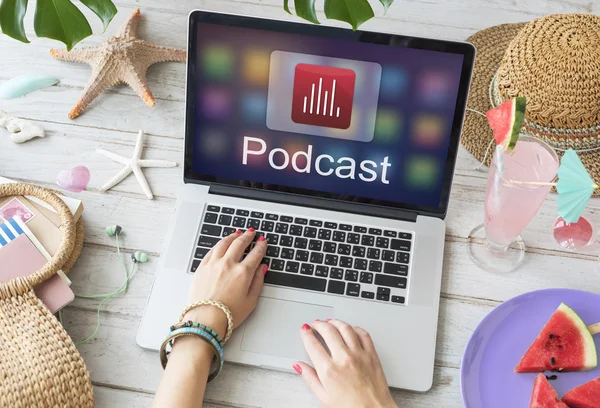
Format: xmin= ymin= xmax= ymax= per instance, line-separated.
xmin=0 ymin=110 xmax=45 ymax=143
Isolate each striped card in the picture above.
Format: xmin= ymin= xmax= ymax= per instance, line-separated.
xmin=0 ymin=216 xmax=27 ymax=246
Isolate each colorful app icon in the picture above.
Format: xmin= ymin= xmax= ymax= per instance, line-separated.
xmin=374 ymin=108 xmax=402 ymax=142
xmin=240 ymin=92 xmax=267 ymax=123
xmin=406 ymin=156 xmax=439 ymax=188
xmin=243 ymin=49 xmax=271 ymax=87
xmin=202 ymin=88 xmax=231 ymax=120
xmin=291 ymin=64 xmax=356 ymax=130
xmin=417 ymin=71 xmax=453 ymax=106
xmin=380 ymin=66 xmax=409 ymax=99
xmin=412 ymin=115 xmax=445 ymax=148
xmin=267 ymin=51 xmax=381 ymax=142
xmin=199 ymin=128 xmax=229 ymax=157
xmin=202 ymin=45 xmax=234 ymax=80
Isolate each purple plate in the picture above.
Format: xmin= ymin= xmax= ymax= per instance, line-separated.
xmin=461 ymin=288 xmax=600 ymax=407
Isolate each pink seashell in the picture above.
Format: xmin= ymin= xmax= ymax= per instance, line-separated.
xmin=56 ymin=166 xmax=90 ymax=193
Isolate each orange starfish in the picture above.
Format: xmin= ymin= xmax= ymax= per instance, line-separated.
xmin=50 ymin=9 xmax=186 ymax=119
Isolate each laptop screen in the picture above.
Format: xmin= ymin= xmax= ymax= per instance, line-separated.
xmin=185 ymin=13 xmax=474 ymax=216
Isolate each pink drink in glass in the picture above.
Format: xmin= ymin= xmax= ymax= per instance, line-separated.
xmin=484 ymin=136 xmax=559 ymax=248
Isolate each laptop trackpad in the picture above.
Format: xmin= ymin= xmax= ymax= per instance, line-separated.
xmin=241 ymin=297 xmax=332 ymax=359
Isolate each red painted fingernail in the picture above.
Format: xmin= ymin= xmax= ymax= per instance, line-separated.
xmin=325 ymin=318 xmax=331 ymax=322
xmin=313 ymin=319 xmax=320 ymax=323
xmin=248 ymin=227 xmax=255 ymax=232
xmin=292 ymin=364 xmax=302 ymax=375
xmin=301 ymin=323 xmax=311 ymax=330
xmin=263 ymin=265 xmax=268 ymax=275
xmin=235 ymin=229 xmax=242 ymax=234
xmin=258 ymin=236 xmax=266 ymax=242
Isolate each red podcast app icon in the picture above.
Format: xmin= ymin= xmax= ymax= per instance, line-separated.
xmin=291 ymin=64 xmax=356 ymax=130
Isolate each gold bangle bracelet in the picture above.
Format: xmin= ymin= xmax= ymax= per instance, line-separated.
xmin=179 ymin=300 xmax=234 ymax=344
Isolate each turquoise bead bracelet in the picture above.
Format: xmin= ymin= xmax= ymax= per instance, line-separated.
xmin=170 ymin=320 xmax=223 ymax=348
xmin=170 ymin=327 xmax=224 ymax=363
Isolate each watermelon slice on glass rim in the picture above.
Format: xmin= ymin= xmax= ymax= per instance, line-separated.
xmin=486 ymin=96 xmax=526 ymax=151
xmin=562 ymin=377 xmax=600 ymax=408
xmin=529 ymin=374 xmax=569 ymax=408
xmin=516 ymin=303 xmax=598 ymax=373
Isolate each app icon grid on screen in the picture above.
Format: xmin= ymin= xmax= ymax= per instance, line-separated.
xmin=192 ymin=22 xmax=466 ymax=209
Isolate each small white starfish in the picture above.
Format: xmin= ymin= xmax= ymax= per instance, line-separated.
xmin=97 ymin=130 xmax=177 ymax=199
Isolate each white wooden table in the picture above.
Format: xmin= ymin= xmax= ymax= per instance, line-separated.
xmin=1 ymin=1 xmax=599 ymax=406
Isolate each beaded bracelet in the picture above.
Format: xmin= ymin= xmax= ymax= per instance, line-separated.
xmin=170 ymin=321 xmax=224 ymax=348
xmin=159 ymin=327 xmax=224 ymax=381
xmin=179 ymin=300 xmax=233 ymax=344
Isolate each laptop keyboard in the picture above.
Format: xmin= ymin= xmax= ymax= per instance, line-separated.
xmin=189 ymin=204 xmax=412 ymax=305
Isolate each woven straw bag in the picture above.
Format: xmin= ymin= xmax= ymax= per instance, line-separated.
xmin=0 ymin=183 xmax=94 ymax=407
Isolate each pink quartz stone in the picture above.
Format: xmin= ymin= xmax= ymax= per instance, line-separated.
xmin=56 ymin=166 xmax=90 ymax=193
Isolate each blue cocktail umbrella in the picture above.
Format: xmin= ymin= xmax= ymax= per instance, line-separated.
xmin=557 ymin=149 xmax=599 ymax=223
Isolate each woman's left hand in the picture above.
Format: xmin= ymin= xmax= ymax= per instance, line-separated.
xmin=184 ymin=228 xmax=268 ymax=336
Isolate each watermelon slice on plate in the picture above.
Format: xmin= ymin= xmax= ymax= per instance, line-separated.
xmin=530 ymin=374 xmax=570 ymax=408
xmin=486 ymin=96 xmax=526 ymax=151
xmin=516 ymin=303 xmax=597 ymax=373
xmin=562 ymin=377 xmax=600 ymax=408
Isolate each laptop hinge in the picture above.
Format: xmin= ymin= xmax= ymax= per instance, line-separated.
xmin=208 ymin=184 xmax=418 ymax=223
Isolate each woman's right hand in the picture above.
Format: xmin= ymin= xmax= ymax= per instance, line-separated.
xmin=294 ymin=319 xmax=397 ymax=408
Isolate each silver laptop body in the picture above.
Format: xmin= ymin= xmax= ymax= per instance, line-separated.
xmin=137 ymin=10 xmax=475 ymax=392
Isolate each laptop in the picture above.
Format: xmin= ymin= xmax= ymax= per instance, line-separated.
xmin=137 ymin=10 xmax=475 ymax=392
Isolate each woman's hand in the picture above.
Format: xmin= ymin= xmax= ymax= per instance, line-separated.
xmin=295 ymin=320 xmax=397 ymax=408
xmin=154 ymin=229 xmax=267 ymax=408
xmin=184 ymin=228 xmax=267 ymax=338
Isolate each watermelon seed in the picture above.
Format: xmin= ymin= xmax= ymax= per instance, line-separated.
xmin=549 ymin=334 xmax=556 ymax=339
xmin=551 ymin=357 xmax=556 ymax=365
xmin=545 ymin=375 xmax=558 ymax=381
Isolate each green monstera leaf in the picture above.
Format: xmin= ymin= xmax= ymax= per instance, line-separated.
xmin=285 ymin=0 xmax=394 ymax=30
xmin=0 ymin=0 xmax=117 ymax=49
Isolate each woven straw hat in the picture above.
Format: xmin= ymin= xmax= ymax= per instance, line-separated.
xmin=462 ymin=13 xmax=600 ymax=196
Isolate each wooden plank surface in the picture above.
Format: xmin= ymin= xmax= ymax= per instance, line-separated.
xmin=1 ymin=1 xmax=598 ymax=407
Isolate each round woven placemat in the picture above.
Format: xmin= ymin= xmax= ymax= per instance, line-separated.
xmin=461 ymin=18 xmax=600 ymax=196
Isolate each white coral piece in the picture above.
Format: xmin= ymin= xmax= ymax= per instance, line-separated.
xmin=0 ymin=110 xmax=45 ymax=143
